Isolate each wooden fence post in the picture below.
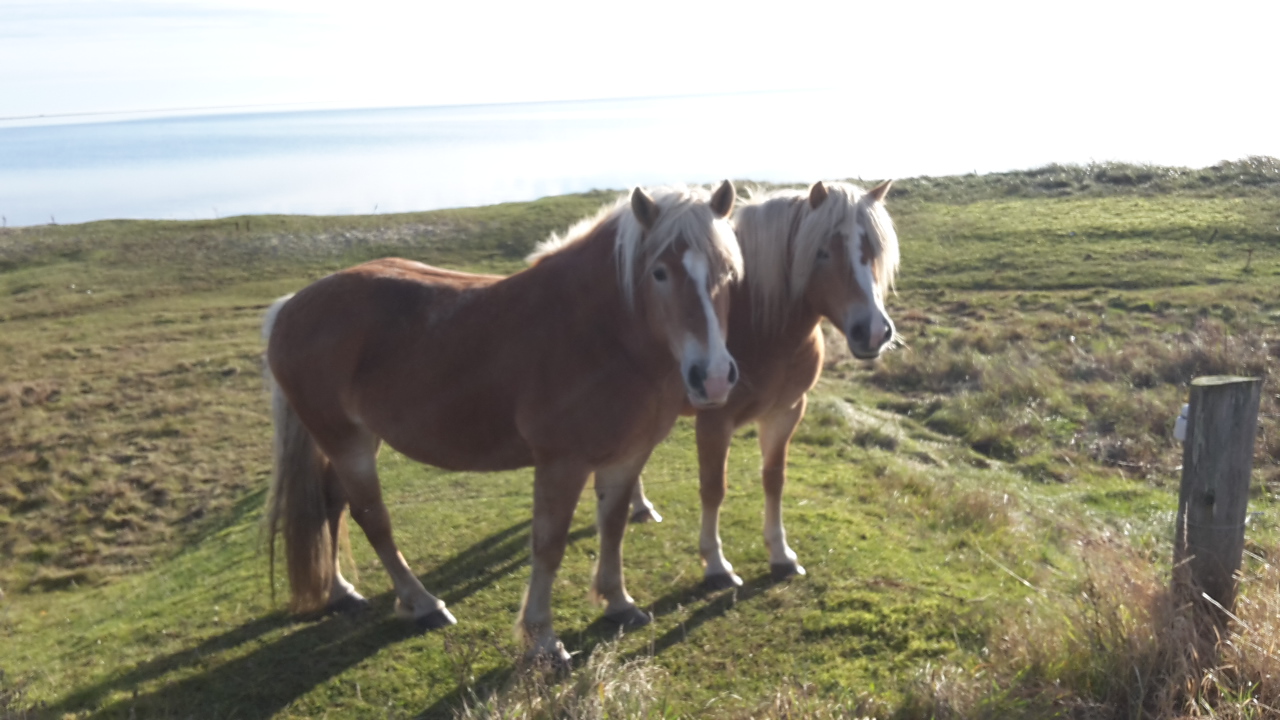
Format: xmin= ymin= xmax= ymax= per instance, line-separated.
xmin=1173 ymin=376 xmax=1262 ymax=616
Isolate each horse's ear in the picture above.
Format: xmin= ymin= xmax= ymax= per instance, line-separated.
xmin=808 ymin=180 xmax=829 ymax=209
xmin=631 ymin=187 xmax=660 ymax=230
xmin=710 ymin=179 xmax=735 ymax=218
xmin=868 ymin=180 xmax=893 ymax=203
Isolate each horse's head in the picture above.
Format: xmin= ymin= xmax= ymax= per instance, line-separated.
xmin=627 ymin=181 xmax=742 ymax=408
xmin=797 ymin=180 xmax=899 ymax=360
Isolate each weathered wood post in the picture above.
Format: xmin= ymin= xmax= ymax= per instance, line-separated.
xmin=1173 ymin=376 xmax=1262 ymax=617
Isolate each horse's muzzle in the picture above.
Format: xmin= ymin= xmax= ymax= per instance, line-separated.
xmin=848 ymin=315 xmax=894 ymax=360
xmin=686 ymin=359 xmax=737 ymax=408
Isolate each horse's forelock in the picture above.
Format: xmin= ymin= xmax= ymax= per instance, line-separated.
xmin=615 ymin=185 xmax=743 ymax=305
xmin=857 ymin=193 xmax=900 ymax=293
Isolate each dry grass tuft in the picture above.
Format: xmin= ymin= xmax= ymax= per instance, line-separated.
xmin=942 ymin=489 xmax=1013 ymax=533
xmin=738 ymin=682 xmax=886 ymax=719
xmin=901 ymin=540 xmax=1280 ymax=719
xmin=454 ymin=643 xmax=671 ymax=720
xmin=0 ymin=671 xmax=36 ymax=720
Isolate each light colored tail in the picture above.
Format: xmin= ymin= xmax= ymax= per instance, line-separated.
xmin=261 ymin=294 xmax=293 ymax=342
xmin=263 ymin=295 xmax=335 ymax=613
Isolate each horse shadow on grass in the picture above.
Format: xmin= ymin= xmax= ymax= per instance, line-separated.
xmin=50 ymin=516 xmax=774 ymax=720
xmin=573 ymin=569 xmax=776 ymax=659
xmin=413 ymin=570 xmax=779 ymax=718
xmin=638 ymin=570 xmax=776 ymax=657
xmin=45 ymin=519 xmax=611 ymax=720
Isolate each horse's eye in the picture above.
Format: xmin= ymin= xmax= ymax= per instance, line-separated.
xmin=817 ymin=249 xmax=831 ymax=261
xmin=652 ymin=267 xmax=668 ymax=281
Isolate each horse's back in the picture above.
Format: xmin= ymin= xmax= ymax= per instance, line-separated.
xmin=267 ymin=258 xmax=532 ymax=469
xmin=269 ymin=258 xmax=500 ymax=366
xmin=343 ymin=257 xmax=503 ymax=289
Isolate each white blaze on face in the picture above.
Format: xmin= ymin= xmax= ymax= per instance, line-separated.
xmin=848 ymin=225 xmax=891 ymax=353
xmin=681 ymin=249 xmax=734 ymax=405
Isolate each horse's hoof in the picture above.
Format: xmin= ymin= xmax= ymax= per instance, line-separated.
xmin=770 ymin=562 xmax=806 ymax=581
xmin=414 ymin=607 xmax=457 ymax=632
xmin=525 ymin=642 xmax=572 ymax=672
xmin=327 ymin=594 xmax=372 ymax=616
xmin=603 ymin=606 xmax=653 ymax=628
xmin=703 ymin=572 xmax=744 ymax=591
xmin=630 ymin=507 xmax=663 ymax=524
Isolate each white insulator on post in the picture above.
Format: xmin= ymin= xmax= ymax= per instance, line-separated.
xmin=1174 ymin=403 xmax=1189 ymax=443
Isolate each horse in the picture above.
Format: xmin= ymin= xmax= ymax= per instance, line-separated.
xmin=628 ymin=180 xmax=899 ymax=588
xmin=262 ymin=182 xmax=743 ymax=662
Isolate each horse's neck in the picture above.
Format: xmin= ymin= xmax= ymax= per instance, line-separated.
xmin=515 ymin=230 xmax=671 ymax=372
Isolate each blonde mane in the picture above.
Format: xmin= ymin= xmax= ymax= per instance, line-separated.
xmin=528 ymin=185 xmax=743 ymax=305
xmin=737 ymin=181 xmax=899 ymax=332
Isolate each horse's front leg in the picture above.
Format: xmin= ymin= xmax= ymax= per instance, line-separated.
xmin=696 ymin=411 xmax=739 ymax=589
xmin=593 ymin=452 xmax=654 ymax=627
xmin=519 ymin=459 xmax=591 ymax=665
xmin=759 ymin=396 xmax=807 ymax=580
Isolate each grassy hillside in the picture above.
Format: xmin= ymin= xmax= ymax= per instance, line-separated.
xmin=1 ymin=160 xmax=1278 ymax=718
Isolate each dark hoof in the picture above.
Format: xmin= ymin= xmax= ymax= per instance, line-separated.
xmin=703 ymin=572 xmax=744 ymax=591
xmin=770 ymin=562 xmax=806 ymax=582
xmin=630 ymin=507 xmax=663 ymax=524
xmin=603 ymin=606 xmax=653 ymax=628
xmin=414 ymin=607 xmax=457 ymax=632
xmin=525 ymin=643 xmax=572 ymax=672
xmin=327 ymin=595 xmax=372 ymax=616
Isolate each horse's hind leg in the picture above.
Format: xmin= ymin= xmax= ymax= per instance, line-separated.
xmin=628 ymin=479 xmax=663 ymax=524
xmin=593 ymin=453 xmax=653 ymax=627
xmin=759 ymin=397 xmax=807 ymax=581
xmin=321 ymin=462 xmax=369 ymax=614
xmin=329 ymin=437 xmax=455 ymax=630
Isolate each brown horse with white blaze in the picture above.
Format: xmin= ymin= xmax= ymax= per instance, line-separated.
xmin=263 ymin=182 xmax=741 ymax=661
xmin=630 ymin=180 xmax=899 ymax=588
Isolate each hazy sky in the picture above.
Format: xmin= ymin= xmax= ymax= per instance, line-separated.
xmin=2 ymin=0 xmax=1278 ymax=171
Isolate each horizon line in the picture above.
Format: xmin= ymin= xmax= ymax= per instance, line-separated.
xmin=0 ymin=88 xmax=819 ymax=127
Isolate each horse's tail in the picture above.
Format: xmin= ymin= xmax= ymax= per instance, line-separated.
xmin=263 ymin=294 xmax=335 ymax=614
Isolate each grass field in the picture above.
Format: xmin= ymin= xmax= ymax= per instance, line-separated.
xmin=2 ymin=159 xmax=1279 ymax=718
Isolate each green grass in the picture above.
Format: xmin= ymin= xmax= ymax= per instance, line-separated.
xmin=0 ymin=412 xmax=1092 ymax=717
xmin=1 ymin=162 xmax=1279 ymax=718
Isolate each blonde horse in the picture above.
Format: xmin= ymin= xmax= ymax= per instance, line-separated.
xmin=630 ymin=180 xmax=898 ymax=588
xmin=263 ymin=182 xmax=742 ymax=661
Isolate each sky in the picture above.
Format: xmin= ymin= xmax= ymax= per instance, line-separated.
xmin=2 ymin=0 xmax=1279 ymax=173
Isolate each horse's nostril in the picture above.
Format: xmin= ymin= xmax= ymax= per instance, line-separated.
xmin=687 ymin=364 xmax=706 ymax=393
xmin=727 ymin=360 xmax=738 ymax=385
xmin=849 ymin=323 xmax=868 ymax=345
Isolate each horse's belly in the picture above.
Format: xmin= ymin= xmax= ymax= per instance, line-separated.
xmin=395 ymin=437 xmax=534 ymax=472
xmin=369 ymin=401 xmax=534 ymax=473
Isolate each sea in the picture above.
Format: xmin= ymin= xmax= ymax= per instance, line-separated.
xmin=1 ymin=89 xmax=1254 ymax=228
xmin=0 ymin=91 xmax=942 ymax=228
